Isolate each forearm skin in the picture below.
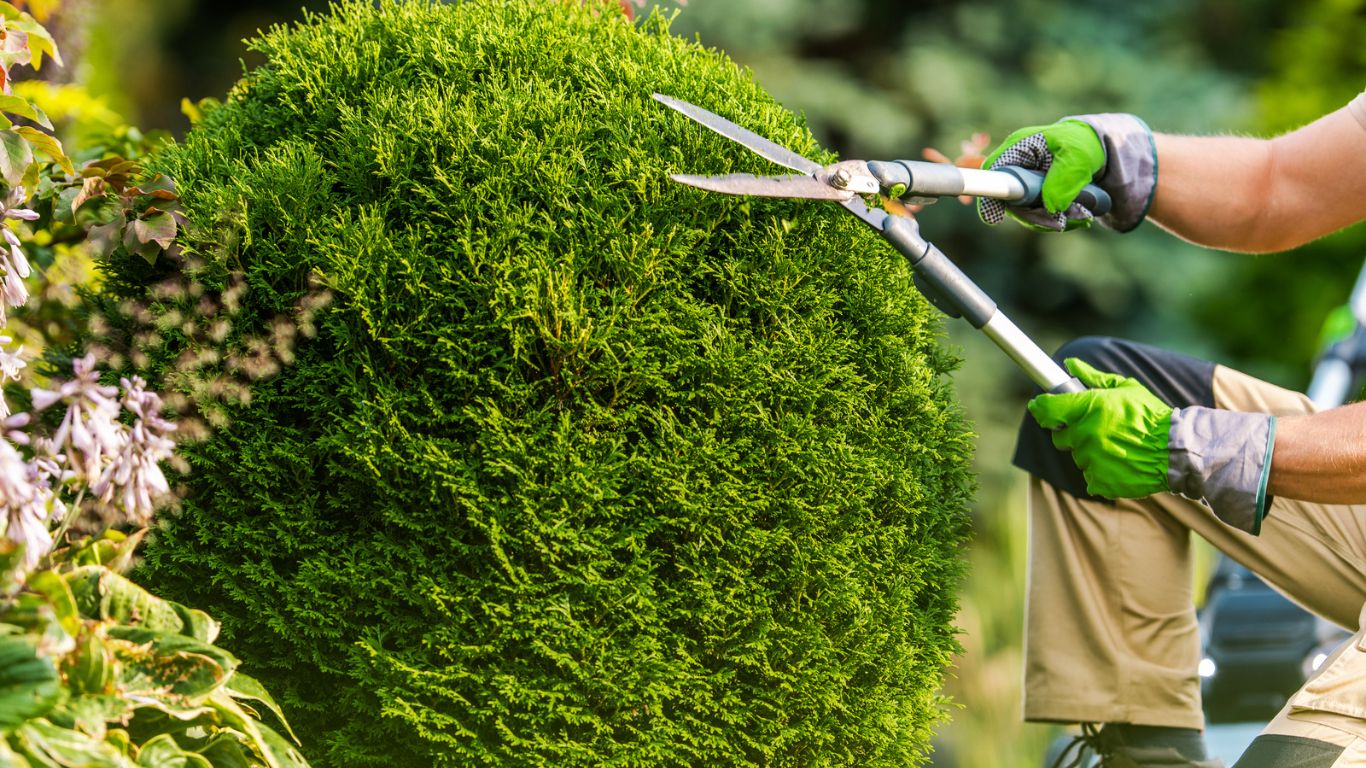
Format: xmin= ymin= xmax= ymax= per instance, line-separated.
xmin=1269 ymin=401 xmax=1366 ymax=504
xmin=1146 ymin=107 xmax=1366 ymax=253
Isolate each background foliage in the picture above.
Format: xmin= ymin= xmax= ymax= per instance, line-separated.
xmin=44 ymin=0 xmax=1366 ymax=765
xmin=91 ymin=2 xmax=975 ymax=766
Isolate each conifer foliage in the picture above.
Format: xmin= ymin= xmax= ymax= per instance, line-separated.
xmin=98 ymin=1 xmax=975 ymax=764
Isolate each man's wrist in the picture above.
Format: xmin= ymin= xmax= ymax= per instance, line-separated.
xmin=1168 ymin=406 xmax=1276 ymax=535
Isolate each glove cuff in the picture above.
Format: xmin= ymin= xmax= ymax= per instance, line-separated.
xmin=1168 ymin=406 xmax=1276 ymax=535
xmin=1066 ymin=113 xmax=1157 ymax=233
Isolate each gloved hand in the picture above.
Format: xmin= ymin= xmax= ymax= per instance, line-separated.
xmin=978 ymin=114 xmax=1157 ymax=233
xmin=1027 ymin=358 xmax=1172 ymax=498
xmin=1028 ymin=358 xmax=1278 ymax=535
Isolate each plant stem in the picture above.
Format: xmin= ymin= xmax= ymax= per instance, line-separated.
xmin=48 ymin=487 xmax=86 ymax=550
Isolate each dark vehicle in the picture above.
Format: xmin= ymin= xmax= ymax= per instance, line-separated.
xmin=1198 ymin=556 xmax=1350 ymax=723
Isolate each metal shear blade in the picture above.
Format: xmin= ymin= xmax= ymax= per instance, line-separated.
xmin=671 ymin=172 xmax=853 ymax=201
xmin=653 ymin=93 xmax=879 ymax=203
xmin=651 ymin=92 xmax=820 ymax=174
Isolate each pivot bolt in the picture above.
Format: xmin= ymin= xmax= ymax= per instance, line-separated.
xmin=830 ymin=168 xmax=851 ymax=189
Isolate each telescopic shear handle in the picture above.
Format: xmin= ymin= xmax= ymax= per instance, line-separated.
xmin=874 ymin=213 xmax=1085 ymax=394
xmin=867 ymin=159 xmax=1112 ymax=217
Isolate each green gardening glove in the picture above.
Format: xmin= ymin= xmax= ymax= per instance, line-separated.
xmin=978 ymin=120 xmax=1107 ymax=232
xmin=1027 ymin=357 xmax=1172 ymax=499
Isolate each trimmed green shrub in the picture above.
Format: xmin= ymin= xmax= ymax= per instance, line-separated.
xmin=93 ymin=1 xmax=974 ymax=765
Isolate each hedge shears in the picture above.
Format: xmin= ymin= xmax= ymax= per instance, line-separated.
xmin=652 ymin=93 xmax=1089 ymax=394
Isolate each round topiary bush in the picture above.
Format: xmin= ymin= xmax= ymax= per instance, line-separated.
xmin=94 ymin=1 xmax=974 ymax=765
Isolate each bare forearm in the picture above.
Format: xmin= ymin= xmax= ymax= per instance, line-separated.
xmin=1268 ymin=402 xmax=1366 ymax=504
xmin=1146 ymin=133 xmax=1274 ymax=251
xmin=1146 ymin=107 xmax=1366 ymax=253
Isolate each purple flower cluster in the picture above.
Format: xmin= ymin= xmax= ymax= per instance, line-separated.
xmin=2 ymin=354 xmax=178 ymax=567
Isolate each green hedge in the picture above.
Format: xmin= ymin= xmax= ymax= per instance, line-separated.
xmin=96 ymin=1 xmax=974 ymax=764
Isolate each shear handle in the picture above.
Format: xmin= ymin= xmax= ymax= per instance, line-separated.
xmin=867 ymin=160 xmax=1111 ymax=217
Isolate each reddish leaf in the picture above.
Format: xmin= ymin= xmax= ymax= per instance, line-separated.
xmin=131 ymin=209 xmax=177 ymax=249
xmin=71 ymin=175 xmax=105 ymax=214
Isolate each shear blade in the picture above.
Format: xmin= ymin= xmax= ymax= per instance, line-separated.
xmin=653 ymin=93 xmax=822 ymax=175
xmin=671 ymin=173 xmax=853 ymax=201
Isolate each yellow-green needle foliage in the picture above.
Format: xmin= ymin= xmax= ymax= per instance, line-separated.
xmin=91 ymin=1 xmax=974 ymax=765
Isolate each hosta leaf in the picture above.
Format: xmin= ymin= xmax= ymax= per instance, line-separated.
xmin=194 ymin=733 xmax=253 ymax=768
xmin=0 ymin=541 xmax=26 ymax=596
xmin=12 ymin=718 xmax=131 ymax=767
xmin=53 ymin=531 xmax=144 ymax=574
xmin=109 ymin=628 xmax=237 ymax=699
xmin=47 ymin=694 xmax=131 ymax=741
xmin=63 ymin=633 xmax=115 ymax=696
xmin=207 ymin=694 xmax=310 ymax=768
xmin=223 ymin=674 xmax=297 ymax=743
xmin=24 ymin=571 xmax=80 ymax=639
xmin=0 ymin=634 xmax=60 ymax=735
xmin=135 ymin=734 xmax=211 ymax=768
xmin=255 ymin=722 xmax=309 ymax=768
xmin=66 ymin=567 xmax=184 ymax=634
xmin=167 ymin=606 xmax=217 ymax=646
xmin=0 ymin=738 xmax=34 ymax=767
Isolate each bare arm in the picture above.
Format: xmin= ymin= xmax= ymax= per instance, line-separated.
xmin=1268 ymin=402 xmax=1366 ymax=503
xmin=1147 ymin=106 xmax=1366 ymax=253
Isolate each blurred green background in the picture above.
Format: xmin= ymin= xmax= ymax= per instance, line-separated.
xmin=37 ymin=0 xmax=1366 ymax=765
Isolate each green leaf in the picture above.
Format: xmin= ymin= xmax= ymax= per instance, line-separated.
xmin=0 ymin=540 xmax=25 ymax=595
xmin=108 ymin=628 xmax=238 ymax=700
xmin=0 ymin=127 xmax=33 ymax=187
xmin=167 ymin=606 xmax=217 ymax=646
xmin=52 ymin=531 xmax=144 ymax=574
xmin=15 ymin=126 xmax=70 ymax=175
xmin=47 ymin=693 xmax=130 ymax=740
xmin=0 ymin=738 xmax=34 ymax=767
xmin=0 ymin=7 xmax=62 ymax=70
xmin=223 ymin=674 xmax=297 ymax=744
xmin=0 ymin=95 xmax=51 ymax=130
xmin=254 ymin=722 xmax=309 ymax=768
xmin=194 ymin=733 xmax=253 ymax=768
xmin=206 ymin=695 xmax=310 ymax=768
xmin=136 ymin=734 xmax=210 ymax=768
xmin=24 ymin=571 xmax=80 ymax=640
xmin=12 ymin=719 xmax=131 ymax=767
xmin=66 ymin=567 xmax=184 ymax=634
xmin=109 ymin=646 xmax=226 ymax=701
xmin=62 ymin=634 xmax=115 ymax=696
xmin=0 ymin=634 xmax=60 ymax=735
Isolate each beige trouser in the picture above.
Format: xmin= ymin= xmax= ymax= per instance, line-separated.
xmin=1026 ymin=363 xmax=1366 ymax=750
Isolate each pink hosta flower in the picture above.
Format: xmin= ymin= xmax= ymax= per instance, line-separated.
xmin=0 ymin=187 xmax=35 ymax=325
xmin=0 ymin=439 xmax=56 ymax=567
xmin=31 ymin=354 xmax=123 ymax=487
xmin=92 ymin=376 xmax=176 ymax=525
xmin=0 ymin=335 xmax=25 ymax=418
